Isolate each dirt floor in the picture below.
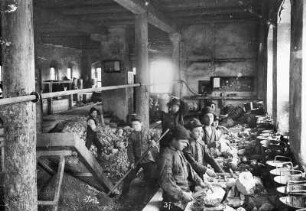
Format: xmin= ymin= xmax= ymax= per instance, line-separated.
xmin=37 ymin=166 xmax=158 ymax=211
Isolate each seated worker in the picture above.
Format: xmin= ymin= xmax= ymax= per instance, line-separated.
xmin=158 ymin=126 xmax=208 ymax=211
xmin=121 ymin=116 xmax=158 ymax=197
xmin=201 ymin=101 xmax=228 ymax=122
xmin=160 ymin=98 xmax=188 ymax=150
xmin=202 ymin=113 xmax=220 ymax=149
xmin=184 ymin=118 xmax=223 ymax=177
xmin=86 ymin=107 xmax=103 ymax=157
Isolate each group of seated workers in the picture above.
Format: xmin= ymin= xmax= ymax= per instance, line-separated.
xmin=157 ymin=98 xmax=224 ymax=211
xmin=102 ymin=98 xmax=224 ymax=210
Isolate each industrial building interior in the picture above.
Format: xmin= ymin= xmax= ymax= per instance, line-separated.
xmin=0 ymin=0 xmax=306 ymax=210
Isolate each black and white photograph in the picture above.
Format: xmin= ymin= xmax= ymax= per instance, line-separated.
xmin=0 ymin=0 xmax=305 ymax=210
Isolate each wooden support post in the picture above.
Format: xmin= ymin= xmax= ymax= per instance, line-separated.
xmin=35 ymin=27 xmax=43 ymax=133
xmin=257 ymin=0 xmax=269 ymax=104
xmin=289 ymin=0 xmax=306 ymax=166
xmin=1 ymin=0 xmax=37 ymax=211
xmin=169 ymin=33 xmax=181 ymax=97
xmin=135 ymin=13 xmax=150 ymax=128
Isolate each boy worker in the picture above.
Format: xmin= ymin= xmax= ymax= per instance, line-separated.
xmin=121 ymin=116 xmax=158 ymax=197
xmin=184 ymin=118 xmax=223 ymax=178
xmin=86 ymin=107 xmax=103 ymax=157
xmin=158 ymin=126 xmax=209 ymax=211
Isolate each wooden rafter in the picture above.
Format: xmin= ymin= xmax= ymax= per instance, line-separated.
xmin=34 ymin=8 xmax=107 ymax=34
xmin=112 ymin=0 xmax=176 ymax=33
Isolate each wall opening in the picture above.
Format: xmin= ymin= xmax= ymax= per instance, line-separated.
xmin=276 ymin=0 xmax=291 ymax=133
xmin=266 ymin=25 xmax=274 ymax=116
xmin=50 ymin=60 xmax=59 ymax=80
xmin=149 ymin=60 xmax=173 ymax=94
xmin=91 ymin=62 xmax=102 ymax=88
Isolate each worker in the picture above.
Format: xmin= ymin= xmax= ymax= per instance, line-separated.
xmin=158 ymin=126 xmax=209 ymax=211
xmin=184 ymin=118 xmax=223 ymax=177
xmin=202 ymin=112 xmax=220 ymax=149
xmin=121 ymin=116 xmax=159 ymax=197
xmin=160 ymin=98 xmax=188 ymax=150
xmin=85 ymin=107 xmax=103 ymax=158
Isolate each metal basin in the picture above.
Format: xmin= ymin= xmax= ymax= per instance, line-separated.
xmin=270 ymin=165 xmax=294 ymax=176
xmin=266 ymin=156 xmax=292 ymax=168
xmin=279 ymin=195 xmax=306 ymax=210
xmin=274 ymin=171 xmax=305 ymax=185
xmin=277 ymin=183 xmax=306 ymax=195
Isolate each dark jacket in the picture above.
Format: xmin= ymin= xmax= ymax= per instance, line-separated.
xmin=158 ymin=147 xmax=202 ymax=209
xmin=203 ymin=126 xmax=219 ymax=148
xmin=160 ymin=101 xmax=189 ymax=148
xmin=86 ymin=117 xmax=97 ymax=140
xmin=127 ymin=129 xmax=158 ymax=164
xmin=184 ymin=137 xmax=223 ymax=175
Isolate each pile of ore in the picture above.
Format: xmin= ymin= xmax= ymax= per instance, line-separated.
xmin=50 ymin=116 xmax=161 ymax=183
xmin=220 ymin=105 xmax=258 ymax=128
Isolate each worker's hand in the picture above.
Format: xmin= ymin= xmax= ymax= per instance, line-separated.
xmin=200 ymin=181 xmax=214 ymax=193
xmin=130 ymin=163 xmax=135 ymax=169
xmin=206 ymin=168 xmax=217 ymax=177
xmin=149 ymin=140 xmax=158 ymax=148
xmin=182 ymin=191 xmax=193 ymax=202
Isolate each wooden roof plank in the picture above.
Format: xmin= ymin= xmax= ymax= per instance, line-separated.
xmin=112 ymin=0 xmax=177 ymax=33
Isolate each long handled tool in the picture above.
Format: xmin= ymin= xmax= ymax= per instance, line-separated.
xmin=107 ymin=129 xmax=170 ymax=196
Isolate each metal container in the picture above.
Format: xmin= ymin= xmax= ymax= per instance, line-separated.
xmin=279 ymin=195 xmax=306 ymax=210
xmin=277 ymin=183 xmax=306 ymax=195
xmin=274 ymin=171 xmax=305 ymax=185
xmin=270 ymin=164 xmax=293 ymax=176
xmin=266 ymin=156 xmax=292 ymax=168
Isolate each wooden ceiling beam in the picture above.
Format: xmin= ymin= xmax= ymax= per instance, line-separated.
xmin=161 ymin=0 xmax=252 ymax=10
xmin=112 ymin=0 xmax=177 ymax=33
xmin=34 ymin=0 xmax=115 ymax=8
xmin=34 ymin=8 xmax=107 ymax=34
xmin=59 ymin=6 xmax=128 ymax=15
xmin=164 ymin=7 xmax=249 ymax=16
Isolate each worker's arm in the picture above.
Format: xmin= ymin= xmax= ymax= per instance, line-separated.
xmin=159 ymin=155 xmax=188 ymax=201
xmin=204 ymin=145 xmax=224 ymax=173
xmin=179 ymin=100 xmax=189 ymax=116
xmin=183 ymin=147 xmax=208 ymax=175
xmin=88 ymin=119 xmax=98 ymax=132
xmin=127 ymin=135 xmax=136 ymax=166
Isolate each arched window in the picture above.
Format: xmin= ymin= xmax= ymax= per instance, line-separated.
xmin=50 ymin=60 xmax=59 ymax=81
xmin=266 ymin=25 xmax=274 ymax=116
xmin=276 ymin=0 xmax=291 ymax=133
xmin=91 ymin=62 xmax=102 ymax=88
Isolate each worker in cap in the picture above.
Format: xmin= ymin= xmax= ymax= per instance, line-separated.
xmin=201 ymin=111 xmax=221 ymax=149
xmin=160 ymin=97 xmax=189 ymax=150
xmin=85 ymin=107 xmax=103 ymax=158
xmin=121 ymin=115 xmax=159 ymax=198
xmin=158 ymin=125 xmax=209 ymax=211
xmin=184 ymin=118 xmax=223 ymax=179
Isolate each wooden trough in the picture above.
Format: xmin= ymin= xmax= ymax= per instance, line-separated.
xmin=36 ymin=133 xmax=114 ymax=211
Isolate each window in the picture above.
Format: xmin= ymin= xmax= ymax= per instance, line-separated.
xmin=276 ymin=0 xmax=291 ymax=133
xmin=50 ymin=67 xmax=57 ymax=80
xmin=266 ymin=25 xmax=274 ymax=116
xmin=67 ymin=68 xmax=72 ymax=79
xmin=91 ymin=62 xmax=102 ymax=88
xmin=149 ymin=60 xmax=174 ymax=94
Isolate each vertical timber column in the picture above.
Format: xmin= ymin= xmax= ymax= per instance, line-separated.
xmin=169 ymin=33 xmax=181 ymax=97
xmin=1 ymin=0 xmax=37 ymax=211
xmin=289 ymin=0 xmax=306 ymax=165
xmin=257 ymin=0 xmax=268 ymax=102
xmin=135 ymin=13 xmax=149 ymax=128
